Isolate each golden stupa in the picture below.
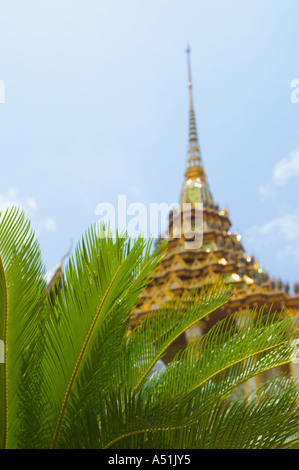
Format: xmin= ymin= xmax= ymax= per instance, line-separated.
xmin=132 ymin=47 xmax=299 ymax=380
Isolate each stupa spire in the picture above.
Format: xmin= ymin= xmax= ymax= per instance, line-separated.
xmin=185 ymin=45 xmax=203 ymax=172
xmin=180 ymin=46 xmax=213 ymax=206
xmin=186 ymin=44 xmax=194 ymax=111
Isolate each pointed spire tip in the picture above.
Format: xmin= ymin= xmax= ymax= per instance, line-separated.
xmin=186 ymin=44 xmax=193 ymax=109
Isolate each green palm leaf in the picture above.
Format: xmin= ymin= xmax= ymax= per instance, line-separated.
xmin=1 ymin=208 xmax=299 ymax=450
xmin=28 ymin=226 xmax=165 ymax=448
xmin=100 ymin=308 xmax=299 ymax=449
xmin=122 ymin=279 xmax=232 ymax=396
xmin=0 ymin=208 xmax=46 ymax=448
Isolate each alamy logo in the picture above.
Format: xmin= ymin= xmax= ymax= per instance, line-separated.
xmin=0 ymin=80 xmax=5 ymax=104
xmin=290 ymin=79 xmax=299 ymax=104
xmin=95 ymin=195 xmax=203 ymax=249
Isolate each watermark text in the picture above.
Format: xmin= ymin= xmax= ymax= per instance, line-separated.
xmin=95 ymin=195 xmax=203 ymax=249
xmin=290 ymin=79 xmax=299 ymax=104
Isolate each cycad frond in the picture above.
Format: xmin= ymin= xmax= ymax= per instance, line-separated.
xmin=26 ymin=226 xmax=165 ymax=449
xmin=0 ymin=208 xmax=46 ymax=448
xmin=148 ymin=308 xmax=299 ymax=401
xmin=100 ymin=308 xmax=299 ymax=449
xmin=150 ymin=376 xmax=299 ymax=449
xmin=1 ymin=209 xmax=299 ymax=450
xmin=122 ymin=279 xmax=232 ymax=395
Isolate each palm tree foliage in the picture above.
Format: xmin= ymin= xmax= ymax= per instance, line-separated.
xmin=0 ymin=207 xmax=299 ymax=449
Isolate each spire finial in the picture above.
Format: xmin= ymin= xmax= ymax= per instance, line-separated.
xmin=180 ymin=46 xmax=214 ymax=206
xmin=186 ymin=44 xmax=193 ymax=110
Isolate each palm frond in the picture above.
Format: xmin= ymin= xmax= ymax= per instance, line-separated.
xmin=1 ymin=208 xmax=299 ymax=450
xmin=100 ymin=307 xmax=299 ymax=449
xmin=0 ymin=208 xmax=46 ymax=448
xmin=121 ymin=279 xmax=232 ymax=396
xmin=26 ymin=226 xmax=165 ymax=448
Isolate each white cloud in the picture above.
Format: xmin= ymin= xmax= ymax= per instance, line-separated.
xmin=249 ymin=213 xmax=299 ymax=241
xmin=31 ymin=218 xmax=57 ymax=237
xmin=273 ymin=151 xmax=299 ymax=186
xmin=247 ymin=212 xmax=299 ymax=262
xmin=258 ymin=183 xmax=276 ymax=201
xmin=27 ymin=197 xmax=37 ymax=211
xmin=0 ymin=187 xmax=37 ymax=216
xmin=258 ymin=151 xmax=299 ymax=201
xmin=0 ymin=187 xmax=56 ymax=235
xmin=44 ymin=218 xmax=56 ymax=231
xmin=254 ymin=149 xmax=299 ymax=274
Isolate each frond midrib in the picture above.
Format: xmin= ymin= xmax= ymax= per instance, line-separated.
xmin=190 ymin=339 xmax=294 ymax=393
xmin=50 ymin=262 xmax=123 ymax=449
xmin=132 ymin=290 xmax=230 ymax=396
xmin=0 ymin=254 xmax=8 ymax=449
xmin=103 ymin=355 xmax=299 ymax=450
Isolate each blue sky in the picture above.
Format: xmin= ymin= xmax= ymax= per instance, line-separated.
xmin=0 ymin=0 xmax=298 ymax=288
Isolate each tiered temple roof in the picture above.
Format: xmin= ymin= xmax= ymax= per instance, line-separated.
xmin=132 ymin=47 xmax=299 ymax=361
